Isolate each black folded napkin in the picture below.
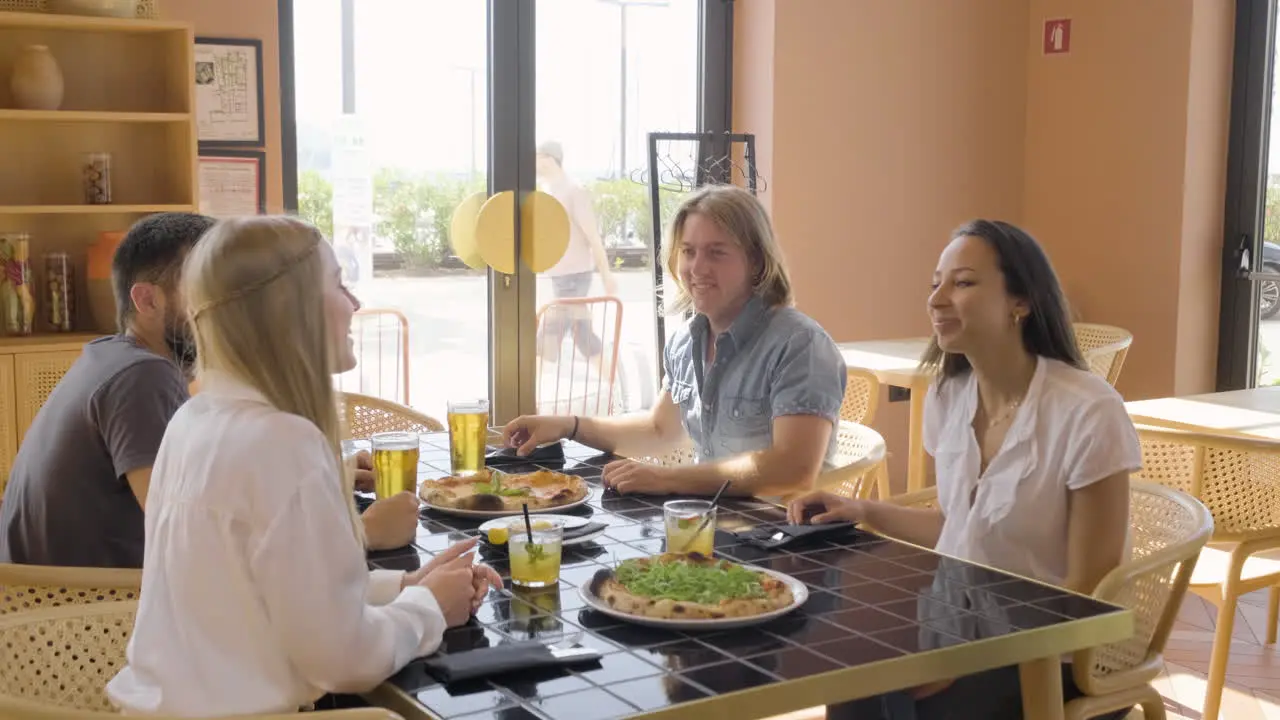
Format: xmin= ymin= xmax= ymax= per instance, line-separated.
xmin=734 ymin=522 xmax=857 ymax=549
xmin=486 ymin=442 xmax=565 ymax=467
xmin=421 ymin=640 xmax=601 ymax=683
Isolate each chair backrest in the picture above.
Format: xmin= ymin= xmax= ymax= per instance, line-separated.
xmin=335 ymin=308 xmax=411 ymax=406
xmin=1133 ymin=424 xmax=1280 ymax=541
xmin=1074 ymin=322 xmax=1133 ymax=386
xmin=1072 ymin=481 xmax=1213 ymax=696
xmin=818 ymin=421 xmax=888 ymax=500
xmin=0 ymin=601 xmax=404 ymax=719
xmin=0 ymin=563 xmax=140 ymax=616
xmin=338 ymin=391 xmax=445 ymax=440
xmin=840 ymin=368 xmax=881 ymax=425
xmin=536 ymin=296 xmax=623 ymax=417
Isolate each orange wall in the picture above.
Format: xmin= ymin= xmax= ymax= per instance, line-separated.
xmin=734 ymin=0 xmax=1031 ymax=489
xmin=735 ymin=0 xmax=1234 ymax=486
xmin=1022 ymin=0 xmax=1233 ymax=399
xmin=162 ymin=0 xmax=284 ymax=214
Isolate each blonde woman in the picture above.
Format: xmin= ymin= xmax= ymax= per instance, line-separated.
xmin=107 ymin=217 xmax=498 ymax=716
xmin=504 ymin=185 xmax=846 ymax=499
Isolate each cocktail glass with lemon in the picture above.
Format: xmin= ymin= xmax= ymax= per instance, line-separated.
xmin=508 ymin=519 xmax=564 ymax=588
xmin=664 ymin=500 xmax=716 ymax=556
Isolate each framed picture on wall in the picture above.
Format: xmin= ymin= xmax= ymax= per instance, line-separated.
xmin=198 ymin=150 xmax=266 ymax=218
xmin=194 ymin=37 xmax=265 ymax=147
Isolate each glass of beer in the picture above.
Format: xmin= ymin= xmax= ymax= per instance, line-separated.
xmin=509 ymin=520 xmax=564 ymax=588
xmin=371 ymin=432 xmax=420 ymax=499
xmin=448 ymin=399 xmax=489 ymax=475
xmin=664 ymin=500 xmax=716 ymax=556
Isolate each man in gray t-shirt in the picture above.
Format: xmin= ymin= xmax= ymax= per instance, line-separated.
xmin=0 ymin=213 xmax=212 ymax=568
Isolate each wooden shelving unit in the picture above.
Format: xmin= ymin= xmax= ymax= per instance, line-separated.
xmin=0 ymin=10 xmax=197 ymax=489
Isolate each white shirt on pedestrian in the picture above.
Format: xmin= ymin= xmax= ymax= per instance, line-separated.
xmin=926 ymin=356 xmax=1142 ymax=588
xmin=107 ymin=371 xmax=445 ymax=716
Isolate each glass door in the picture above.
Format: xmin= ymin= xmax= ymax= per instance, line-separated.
xmin=282 ymin=0 xmax=731 ymax=421
xmin=288 ymin=0 xmax=507 ymax=421
xmin=1218 ymin=0 xmax=1280 ymax=389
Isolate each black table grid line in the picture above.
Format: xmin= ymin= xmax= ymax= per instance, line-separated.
xmin=361 ymin=435 xmax=1132 ymax=720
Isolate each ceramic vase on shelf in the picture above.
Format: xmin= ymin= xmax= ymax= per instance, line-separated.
xmin=10 ymin=45 xmax=64 ymax=111
xmin=87 ymin=231 xmax=124 ymax=333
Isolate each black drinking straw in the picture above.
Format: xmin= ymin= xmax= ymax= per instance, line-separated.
xmin=522 ymin=502 xmax=534 ymax=544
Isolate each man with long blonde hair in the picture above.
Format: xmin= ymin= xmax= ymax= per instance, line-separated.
xmin=504 ymin=185 xmax=846 ymax=500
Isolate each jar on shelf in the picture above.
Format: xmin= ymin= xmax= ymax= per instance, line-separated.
xmin=45 ymin=252 xmax=73 ymax=332
xmin=0 ymin=234 xmax=35 ymax=336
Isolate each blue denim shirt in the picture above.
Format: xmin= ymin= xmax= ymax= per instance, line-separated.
xmin=662 ymin=295 xmax=847 ymax=468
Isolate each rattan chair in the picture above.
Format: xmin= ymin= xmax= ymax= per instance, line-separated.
xmin=0 ymin=601 xmax=403 ymax=719
xmin=339 ymin=391 xmax=444 ymax=440
xmin=1131 ymin=424 xmax=1280 ymax=720
xmin=889 ymin=481 xmax=1213 ymax=720
xmin=0 ymin=563 xmax=141 ymax=616
xmin=840 ymin=368 xmax=881 ymax=426
xmin=818 ymin=421 xmax=889 ymax=501
xmin=1074 ymin=323 xmax=1133 ymax=387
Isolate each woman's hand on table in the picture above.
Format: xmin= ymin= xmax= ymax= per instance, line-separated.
xmin=412 ymin=544 xmax=479 ymax=627
xmin=502 ymin=415 xmax=575 ymax=456
xmin=351 ymin=450 xmax=375 ymax=493
xmin=786 ymin=491 xmax=869 ymax=525
xmin=469 ymin=563 xmax=503 ymax=611
xmin=361 ymin=491 xmax=420 ymax=551
xmin=602 ymin=459 xmax=673 ymax=495
xmin=403 ymin=538 xmax=501 ymax=622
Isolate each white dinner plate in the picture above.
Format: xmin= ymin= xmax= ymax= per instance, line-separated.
xmin=421 ymin=495 xmax=590 ymax=519
xmin=578 ymin=560 xmax=809 ymax=631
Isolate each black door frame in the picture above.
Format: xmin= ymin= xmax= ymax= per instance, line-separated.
xmin=1217 ymin=0 xmax=1278 ymax=390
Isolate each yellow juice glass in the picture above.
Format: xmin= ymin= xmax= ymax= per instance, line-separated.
xmin=447 ymin=399 xmax=488 ymax=476
xmin=371 ymin=432 xmax=419 ymax=499
xmin=509 ymin=520 xmax=564 ymax=588
xmin=664 ymin=500 xmax=716 ymax=556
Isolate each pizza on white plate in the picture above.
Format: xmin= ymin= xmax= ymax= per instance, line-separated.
xmin=417 ymin=468 xmax=588 ymax=512
xmin=589 ymin=552 xmax=795 ymax=620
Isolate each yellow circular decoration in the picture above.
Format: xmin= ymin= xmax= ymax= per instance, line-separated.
xmin=520 ymin=190 xmax=570 ymax=273
xmin=449 ymin=191 xmax=488 ymax=270
xmin=475 ymin=191 xmax=517 ymax=274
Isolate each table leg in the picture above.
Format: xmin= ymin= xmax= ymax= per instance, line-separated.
xmin=1019 ymin=657 xmax=1065 ymax=720
xmin=906 ymin=381 xmax=927 ymax=491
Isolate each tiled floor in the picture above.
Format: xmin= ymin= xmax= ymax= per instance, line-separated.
xmin=1151 ymin=588 xmax=1280 ymax=719
xmin=771 ymin=589 xmax=1280 ymax=720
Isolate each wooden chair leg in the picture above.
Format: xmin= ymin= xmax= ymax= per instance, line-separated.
xmin=1202 ymin=591 xmax=1238 ymax=720
xmin=1137 ymin=684 xmax=1167 ymax=720
xmin=1268 ymin=586 xmax=1279 ymax=645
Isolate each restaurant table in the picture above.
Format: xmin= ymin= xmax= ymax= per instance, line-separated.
xmin=1125 ymin=386 xmax=1280 ymax=440
xmin=361 ymin=433 xmax=1132 ymax=720
xmin=836 ymin=338 xmax=933 ymax=492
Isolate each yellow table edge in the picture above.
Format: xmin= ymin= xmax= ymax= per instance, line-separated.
xmin=365 ymin=607 xmax=1130 ymax=720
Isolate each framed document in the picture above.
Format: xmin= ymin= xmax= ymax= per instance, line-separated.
xmin=198 ymin=151 xmax=265 ymax=218
xmin=194 ymin=37 xmax=265 ymax=146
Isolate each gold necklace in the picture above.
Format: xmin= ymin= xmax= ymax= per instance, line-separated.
xmin=983 ymin=398 xmax=1023 ymax=430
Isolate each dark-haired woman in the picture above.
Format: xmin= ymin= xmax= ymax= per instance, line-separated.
xmin=788 ymin=220 xmax=1140 ymax=720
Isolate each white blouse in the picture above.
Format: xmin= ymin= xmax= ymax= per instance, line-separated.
xmin=925 ymin=356 xmax=1142 ymax=587
xmin=106 ymin=373 xmax=446 ymax=716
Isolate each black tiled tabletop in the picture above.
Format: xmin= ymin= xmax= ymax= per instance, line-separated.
xmin=360 ymin=434 xmax=1132 ymax=720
